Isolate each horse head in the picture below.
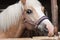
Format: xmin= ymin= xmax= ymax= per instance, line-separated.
xmin=20 ymin=0 xmax=54 ymax=37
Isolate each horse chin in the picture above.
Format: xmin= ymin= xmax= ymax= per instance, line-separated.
xmin=37 ymin=23 xmax=48 ymax=36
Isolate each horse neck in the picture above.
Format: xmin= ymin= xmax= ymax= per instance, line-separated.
xmin=14 ymin=16 xmax=25 ymax=38
xmin=0 ymin=17 xmax=25 ymax=38
xmin=0 ymin=1 xmax=25 ymax=37
xmin=0 ymin=1 xmax=24 ymax=30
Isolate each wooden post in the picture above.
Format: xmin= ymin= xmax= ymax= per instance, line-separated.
xmin=0 ymin=38 xmax=32 ymax=40
xmin=33 ymin=36 xmax=58 ymax=40
xmin=51 ymin=0 xmax=58 ymax=35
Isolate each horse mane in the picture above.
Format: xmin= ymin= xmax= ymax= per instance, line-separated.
xmin=0 ymin=1 xmax=23 ymax=32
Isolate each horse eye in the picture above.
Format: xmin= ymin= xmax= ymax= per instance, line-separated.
xmin=26 ymin=9 xmax=32 ymax=14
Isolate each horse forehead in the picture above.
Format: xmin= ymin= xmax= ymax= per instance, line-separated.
xmin=25 ymin=0 xmax=42 ymax=9
xmin=25 ymin=4 xmax=42 ymax=10
xmin=31 ymin=6 xmax=42 ymax=12
xmin=24 ymin=2 xmax=43 ymax=14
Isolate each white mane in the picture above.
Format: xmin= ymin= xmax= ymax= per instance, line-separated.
xmin=0 ymin=1 xmax=23 ymax=32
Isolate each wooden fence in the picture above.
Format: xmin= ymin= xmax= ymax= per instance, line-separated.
xmin=51 ymin=0 xmax=58 ymax=35
xmin=0 ymin=32 xmax=60 ymax=40
xmin=0 ymin=36 xmax=59 ymax=40
xmin=1 ymin=31 xmax=60 ymax=40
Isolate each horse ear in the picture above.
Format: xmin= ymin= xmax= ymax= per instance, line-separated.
xmin=20 ymin=0 xmax=26 ymax=5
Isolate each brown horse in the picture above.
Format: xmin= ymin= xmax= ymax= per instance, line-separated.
xmin=0 ymin=0 xmax=54 ymax=38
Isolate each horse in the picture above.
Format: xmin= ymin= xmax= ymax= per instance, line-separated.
xmin=0 ymin=0 xmax=54 ymax=38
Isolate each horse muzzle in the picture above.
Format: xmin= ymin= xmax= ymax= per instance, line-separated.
xmin=35 ymin=16 xmax=48 ymax=28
